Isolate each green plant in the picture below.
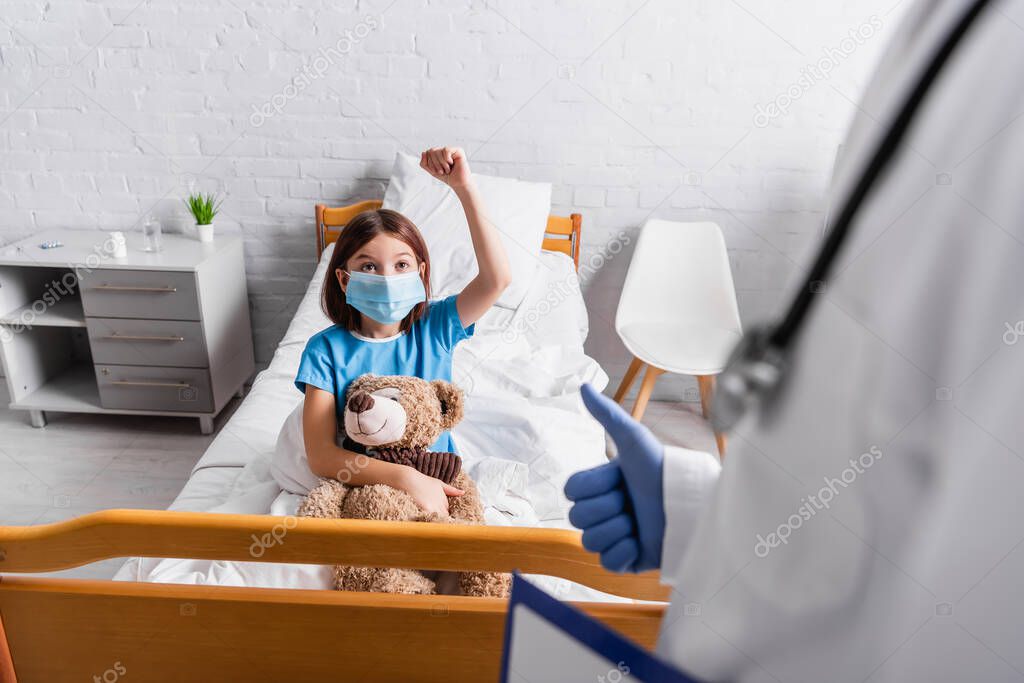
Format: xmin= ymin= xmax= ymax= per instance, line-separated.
xmin=184 ymin=192 xmax=222 ymax=225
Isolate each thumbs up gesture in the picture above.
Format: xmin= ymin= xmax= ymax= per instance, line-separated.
xmin=564 ymin=383 xmax=667 ymax=573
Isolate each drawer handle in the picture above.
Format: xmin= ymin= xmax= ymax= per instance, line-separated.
xmin=93 ymin=284 xmax=178 ymax=293
xmin=109 ymin=380 xmax=193 ymax=389
xmin=102 ymin=333 xmax=185 ymax=342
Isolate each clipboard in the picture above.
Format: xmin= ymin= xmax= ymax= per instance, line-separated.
xmin=500 ymin=574 xmax=699 ymax=683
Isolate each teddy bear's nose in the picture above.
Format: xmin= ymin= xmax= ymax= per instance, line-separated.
xmin=348 ymin=391 xmax=375 ymax=414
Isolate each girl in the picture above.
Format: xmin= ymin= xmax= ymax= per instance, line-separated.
xmin=295 ymin=146 xmax=512 ymax=516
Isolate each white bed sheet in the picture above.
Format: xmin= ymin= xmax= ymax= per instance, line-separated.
xmin=116 ymin=247 xmax=618 ymax=601
xmin=165 ymin=466 xmax=242 ymax=512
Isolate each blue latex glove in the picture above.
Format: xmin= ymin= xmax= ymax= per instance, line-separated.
xmin=564 ymin=383 xmax=666 ymax=572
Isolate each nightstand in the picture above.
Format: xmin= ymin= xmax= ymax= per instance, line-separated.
xmin=0 ymin=229 xmax=255 ymax=434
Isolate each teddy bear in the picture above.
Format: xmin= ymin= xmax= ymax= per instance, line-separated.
xmin=298 ymin=373 xmax=511 ymax=598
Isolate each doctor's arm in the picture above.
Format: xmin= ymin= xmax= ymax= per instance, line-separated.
xmin=419 ymin=146 xmax=512 ymax=327
xmin=565 ymin=384 xmax=722 ymax=573
xmin=657 ymin=444 xmax=723 ymax=582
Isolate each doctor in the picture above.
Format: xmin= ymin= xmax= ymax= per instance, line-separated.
xmin=566 ymin=0 xmax=1024 ymax=680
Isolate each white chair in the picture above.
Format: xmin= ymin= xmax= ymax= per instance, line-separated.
xmin=613 ymin=219 xmax=742 ymax=457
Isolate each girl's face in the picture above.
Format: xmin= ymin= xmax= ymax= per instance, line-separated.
xmin=337 ymin=233 xmax=425 ymax=292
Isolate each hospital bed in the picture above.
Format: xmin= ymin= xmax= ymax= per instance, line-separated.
xmin=0 ymin=202 xmax=668 ymax=682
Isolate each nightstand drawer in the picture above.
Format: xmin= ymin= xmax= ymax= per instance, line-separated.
xmin=95 ymin=365 xmax=213 ymax=413
xmin=80 ymin=269 xmax=200 ymax=320
xmin=86 ymin=318 xmax=208 ymax=368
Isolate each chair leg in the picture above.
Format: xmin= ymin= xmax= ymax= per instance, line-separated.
xmin=613 ymin=356 xmax=645 ymax=404
xmin=631 ymin=365 xmax=664 ymax=421
xmin=697 ymin=375 xmax=726 ymax=458
xmin=697 ymin=375 xmax=714 ymax=419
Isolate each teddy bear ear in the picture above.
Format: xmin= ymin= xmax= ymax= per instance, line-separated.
xmin=431 ymin=380 xmax=465 ymax=430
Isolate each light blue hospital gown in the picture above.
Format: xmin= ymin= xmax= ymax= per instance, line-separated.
xmin=294 ymin=294 xmax=474 ymax=454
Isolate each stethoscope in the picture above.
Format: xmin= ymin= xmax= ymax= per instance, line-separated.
xmin=711 ymin=0 xmax=993 ymax=433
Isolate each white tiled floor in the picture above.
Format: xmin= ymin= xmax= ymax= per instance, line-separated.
xmin=0 ymin=384 xmax=242 ymax=579
xmin=0 ymin=383 xmax=717 ymax=580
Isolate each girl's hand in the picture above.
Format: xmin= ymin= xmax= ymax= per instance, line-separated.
xmin=420 ymin=146 xmax=473 ymax=191
xmin=395 ymin=466 xmax=464 ymax=516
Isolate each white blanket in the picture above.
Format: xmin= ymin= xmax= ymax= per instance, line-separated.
xmin=116 ymin=249 xmax=620 ymax=601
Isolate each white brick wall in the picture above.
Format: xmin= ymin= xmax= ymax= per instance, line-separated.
xmin=0 ymin=0 xmax=903 ymax=399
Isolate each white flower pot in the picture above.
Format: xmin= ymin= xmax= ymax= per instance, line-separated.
xmin=196 ymin=222 xmax=214 ymax=243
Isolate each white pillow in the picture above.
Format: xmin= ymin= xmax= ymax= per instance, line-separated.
xmin=381 ymin=152 xmax=551 ymax=309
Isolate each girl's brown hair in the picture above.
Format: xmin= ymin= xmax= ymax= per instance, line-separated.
xmin=321 ymin=209 xmax=431 ymax=334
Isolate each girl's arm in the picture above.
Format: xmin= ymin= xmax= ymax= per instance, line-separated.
xmin=420 ymin=146 xmax=512 ymax=327
xmin=302 ymin=387 xmax=462 ymax=515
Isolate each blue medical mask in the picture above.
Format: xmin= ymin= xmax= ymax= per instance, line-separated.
xmin=343 ymin=270 xmax=426 ymax=324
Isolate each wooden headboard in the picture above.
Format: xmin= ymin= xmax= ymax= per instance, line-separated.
xmin=315 ymin=201 xmax=582 ymax=271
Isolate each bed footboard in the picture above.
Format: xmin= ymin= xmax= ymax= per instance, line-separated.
xmin=0 ymin=510 xmax=668 ymax=682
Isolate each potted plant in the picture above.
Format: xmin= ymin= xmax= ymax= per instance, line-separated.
xmin=184 ymin=192 xmax=222 ymax=243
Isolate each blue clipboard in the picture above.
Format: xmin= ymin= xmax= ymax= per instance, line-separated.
xmin=500 ymin=574 xmax=700 ymax=683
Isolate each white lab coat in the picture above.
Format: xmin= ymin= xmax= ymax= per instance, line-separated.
xmin=655 ymin=1 xmax=1024 ymax=681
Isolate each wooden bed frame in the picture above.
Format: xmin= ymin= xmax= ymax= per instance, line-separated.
xmin=316 ymin=200 xmax=583 ymax=269
xmin=0 ymin=513 xmax=667 ymax=681
xmin=0 ymin=202 xmax=665 ymax=682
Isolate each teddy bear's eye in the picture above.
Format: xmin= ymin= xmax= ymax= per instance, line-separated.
xmin=389 ymin=397 xmax=399 ymax=402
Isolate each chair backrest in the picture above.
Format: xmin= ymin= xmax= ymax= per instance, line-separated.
xmin=616 ymin=219 xmax=742 ymax=336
